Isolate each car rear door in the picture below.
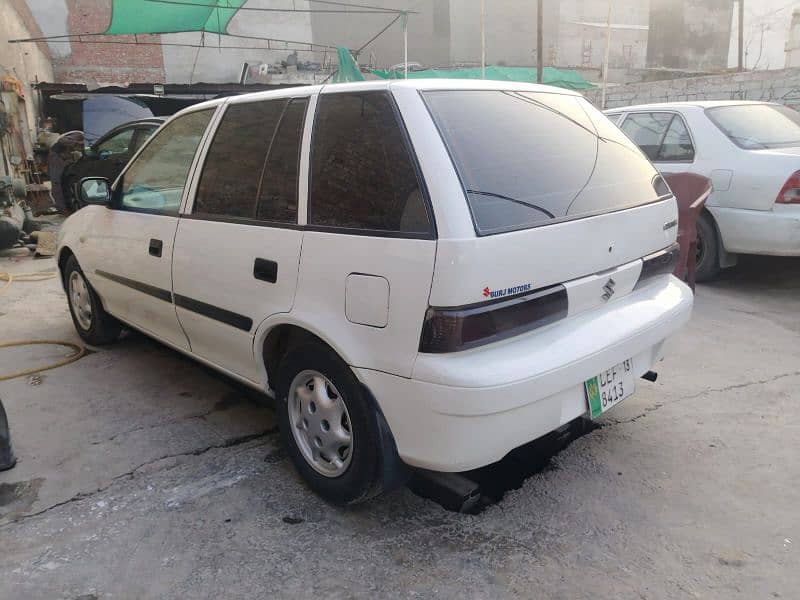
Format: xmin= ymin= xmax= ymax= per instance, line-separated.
xmin=83 ymin=108 xmax=216 ymax=349
xmin=171 ymin=94 xmax=310 ymax=383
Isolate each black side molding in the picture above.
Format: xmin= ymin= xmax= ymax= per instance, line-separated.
xmin=174 ymin=294 xmax=253 ymax=332
xmin=95 ymin=269 xmax=253 ymax=332
xmin=95 ymin=270 xmax=172 ymax=302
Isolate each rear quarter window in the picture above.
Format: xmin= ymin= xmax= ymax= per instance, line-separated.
xmin=423 ymin=90 xmax=664 ymax=235
xmin=308 ymin=91 xmax=432 ymax=237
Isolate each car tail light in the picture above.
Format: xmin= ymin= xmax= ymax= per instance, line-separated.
xmin=635 ymin=243 xmax=680 ymax=289
xmin=776 ymin=171 xmax=800 ymax=204
xmin=419 ymin=284 xmax=568 ymax=354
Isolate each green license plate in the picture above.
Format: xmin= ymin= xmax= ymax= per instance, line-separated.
xmin=585 ymin=359 xmax=635 ymax=418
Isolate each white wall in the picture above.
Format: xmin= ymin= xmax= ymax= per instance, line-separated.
xmin=161 ymin=0 xmax=316 ymax=84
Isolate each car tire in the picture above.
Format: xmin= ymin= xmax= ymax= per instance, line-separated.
xmin=695 ymin=212 xmax=720 ymax=283
xmin=276 ymin=342 xmax=382 ymax=505
xmin=64 ymin=255 xmax=122 ymax=345
xmin=66 ymin=178 xmax=82 ymax=213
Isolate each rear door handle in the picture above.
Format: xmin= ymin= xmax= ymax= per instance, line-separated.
xmin=149 ymin=238 xmax=163 ymax=257
xmin=253 ymin=258 xmax=278 ymax=283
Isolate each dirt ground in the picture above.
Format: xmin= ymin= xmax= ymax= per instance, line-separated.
xmin=1 ymin=239 xmax=798 ymax=599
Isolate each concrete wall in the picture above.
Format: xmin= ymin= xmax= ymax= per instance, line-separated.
xmin=164 ymin=0 xmax=316 ymax=84
xmin=310 ymin=0 xmax=450 ymax=70
xmin=0 ymin=0 xmax=55 ymax=160
xmin=584 ymin=68 xmax=800 ymax=111
xmin=647 ymin=0 xmax=732 ymax=71
xmin=557 ymin=0 xmax=649 ymax=70
xmin=449 ymin=0 xmax=560 ymax=67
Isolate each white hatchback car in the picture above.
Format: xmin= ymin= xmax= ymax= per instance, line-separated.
xmin=606 ymin=101 xmax=800 ymax=280
xmin=58 ymin=80 xmax=692 ymax=504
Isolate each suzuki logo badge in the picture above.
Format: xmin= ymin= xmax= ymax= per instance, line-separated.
xmin=602 ymin=278 xmax=616 ymax=302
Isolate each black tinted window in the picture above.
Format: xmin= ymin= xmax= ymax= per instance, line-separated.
xmin=257 ymin=98 xmax=307 ymax=222
xmin=195 ymin=100 xmax=285 ymax=218
xmin=424 ymin=91 xmax=661 ymax=235
xmin=309 ymin=92 xmax=430 ymax=235
xmin=620 ymin=112 xmax=673 ymax=161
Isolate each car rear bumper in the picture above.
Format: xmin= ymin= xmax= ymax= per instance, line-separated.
xmin=355 ymin=276 xmax=693 ymax=472
xmin=711 ymin=205 xmax=800 ymax=256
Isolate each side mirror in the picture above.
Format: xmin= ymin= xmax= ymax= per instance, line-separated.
xmin=79 ymin=177 xmax=112 ymax=206
xmin=84 ymin=146 xmax=97 ymax=158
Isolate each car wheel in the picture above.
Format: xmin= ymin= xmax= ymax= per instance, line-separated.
xmin=276 ymin=342 xmax=382 ymax=504
xmin=695 ymin=212 xmax=720 ymax=283
xmin=64 ymin=255 xmax=122 ymax=345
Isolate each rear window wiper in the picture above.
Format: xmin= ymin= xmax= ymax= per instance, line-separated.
xmin=466 ymin=189 xmax=556 ymax=218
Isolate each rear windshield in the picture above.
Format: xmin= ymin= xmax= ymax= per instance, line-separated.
xmin=423 ymin=90 xmax=663 ymax=235
xmin=707 ymin=104 xmax=800 ymax=150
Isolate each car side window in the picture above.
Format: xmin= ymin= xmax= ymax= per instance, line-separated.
xmin=658 ymin=116 xmax=695 ymax=162
xmin=620 ymin=112 xmax=674 ymax=161
xmin=309 ymin=91 xmax=431 ymax=236
xmin=96 ymin=128 xmax=135 ymax=156
xmin=119 ymin=109 xmax=213 ymax=214
xmin=194 ymin=99 xmax=286 ymax=220
xmin=257 ymin=98 xmax=308 ymax=223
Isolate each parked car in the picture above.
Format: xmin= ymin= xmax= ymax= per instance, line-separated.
xmin=57 ymin=80 xmax=692 ymax=504
xmin=61 ymin=117 xmax=165 ymax=212
xmin=606 ymin=101 xmax=800 ymax=280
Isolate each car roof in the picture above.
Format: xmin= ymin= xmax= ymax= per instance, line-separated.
xmin=175 ymin=79 xmax=582 ymax=117
xmin=604 ymin=100 xmax=777 ymax=113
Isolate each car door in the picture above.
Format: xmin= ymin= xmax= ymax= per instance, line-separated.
xmin=171 ymin=95 xmax=310 ymax=382
xmin=84 ymin=107 xmax=216 ymax=350
xmin=619 ymin=111 xmax=697 ymax=176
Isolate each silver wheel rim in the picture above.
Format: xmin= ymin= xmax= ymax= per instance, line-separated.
xmin=288 ymin=370 xmax=353 ymax=478
xmin=68 ymin=271 xmax=92 ymax=330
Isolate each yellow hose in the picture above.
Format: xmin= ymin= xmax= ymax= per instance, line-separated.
xmin=1 ymin=270 xmax=59 ymax=295
xmin=0 ymin=271 xmax=86 ymax=380
xmin=0 ymin=340 xmax=86 ymax=381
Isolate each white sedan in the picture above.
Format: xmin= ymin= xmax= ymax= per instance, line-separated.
xmin=606 ymin=101 xmax=800 ymax=280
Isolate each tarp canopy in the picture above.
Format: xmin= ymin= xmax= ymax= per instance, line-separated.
xmin=105 ymin=0 xmax=247 ymax=35
xmin=370 ymin=66 xmax=594 ymax=91
xmin=331 ymin=47 xmax=365 ymax=84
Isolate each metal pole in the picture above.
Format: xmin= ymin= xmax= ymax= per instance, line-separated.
xmin=480 ymin=0 xmax=486 ymax=78
xmin=537 ymin=0 xmax=544 ymax=83
xmin=403 ymin=11 xmax=408 ymax=79
xmin=601 ymin=0 xmax=613 ymax=109
xmin=738 ymin=0 xmax=745 ymax=72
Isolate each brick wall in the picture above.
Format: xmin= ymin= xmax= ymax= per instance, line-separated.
xmin=53 ymin=0 xmax=165 ymax=84
xmin=584 ymin=68 xmax=800 ymax=111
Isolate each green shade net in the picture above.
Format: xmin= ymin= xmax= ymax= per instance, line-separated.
xmin=370 ymin=65 xmax=594 ymax=91
xmin=331 ymin=47 xmax=365 ymax=83
xmin=105 ymin=0 xmax=246 ymax=34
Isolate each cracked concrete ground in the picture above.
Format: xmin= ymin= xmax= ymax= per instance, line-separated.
xmin=1 ymin=244 xmax=798 ymax=599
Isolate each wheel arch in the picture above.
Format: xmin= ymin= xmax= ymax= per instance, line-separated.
xmin=255 ymin=318 xmax=355 ymax=395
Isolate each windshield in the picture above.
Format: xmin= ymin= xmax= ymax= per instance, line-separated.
xmin=423 ymin=90 xmax=663 ymax=235
xmin=706 ymin=104 xmax=800 ymax=150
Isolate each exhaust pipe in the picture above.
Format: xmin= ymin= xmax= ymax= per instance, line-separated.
xmin=409 ymin=469 xmax=481 ymax=513
xmin=0 ymin=398 xmax=15 ymax=471
xmin=641 ymin=371 xmax=658 ymax=382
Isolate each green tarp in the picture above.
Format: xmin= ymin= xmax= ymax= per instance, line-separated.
xmin=331 ymin=47 xmax=365 ymax=84
xmin=105 ymin=0 xmax=246 ymax=35
xmin=370 ymin=65 xmax=594 ymax=91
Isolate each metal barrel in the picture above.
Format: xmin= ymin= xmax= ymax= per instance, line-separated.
xmin=0 ymin=398 xmax=16 ymax=472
